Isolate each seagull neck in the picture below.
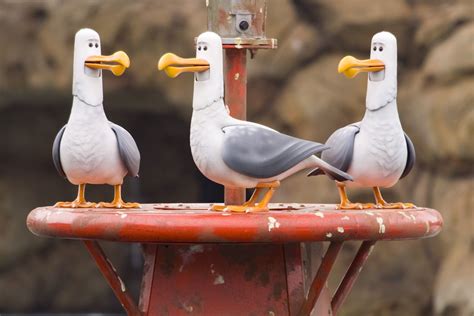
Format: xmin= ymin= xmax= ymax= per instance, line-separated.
xmin=73 ymin=94 xmax=103 ymax=107
xmin=362 ymin=99 xmax=400 ymax=124
xmin=193 ymin=96 xmax=227 ymax=115
xmin=69 ymin=96 xmax=107 ymax=122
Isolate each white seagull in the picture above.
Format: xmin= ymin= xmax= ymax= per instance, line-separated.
xmin=53 ymin=28 xmax=140 ymax=208
xmin=158 ymin=31 xmax=352 ymax=212
xmin=309 ymin=31 xmax=416 ymax=209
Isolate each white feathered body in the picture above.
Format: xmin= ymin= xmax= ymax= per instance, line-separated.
xmin=348 ymin=100 xmax=407 ymax=188
xmin=60 ymin=98 xmax=127 ymax=185
xmin=190 ymin=99 xmax=323 ymax=188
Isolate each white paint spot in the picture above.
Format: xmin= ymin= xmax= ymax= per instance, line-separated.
xmin=117 ymin=276 xmax=126 ymax=292
xmin=120 ymin=213 xmax=127 ymax=219
xmin=214 ymin=274 xmax=225 ymax=285
xmin=268 ymin=311 xmax=275 ymax=316
xmin=425 ymin=221 xmax=430 ymax=234
xmin=234 ymin=73 xmax=240 ymax=80
xmin=222 ymin=213 xmax=231 ymax=216
xmin=368 ymin=245 xmax=375 ymax=256
xmin=183 ymin=303 xmax=194 ymax=312
xmin=410 ymin=214 xmax=417 ymax=222
xmin=337 ymin=227 xmax=345 ymax=233
xmin=398 ymin=211 xmax=411 ymax=220
xmin=267 ymin=217 xmax=281 ymax=231
xmin=365 ymin=211 xmax=375 ymax=216
xmin=376 ymin=217 xmax=386 ymax=234
xmin=341 ymin=216 xmax=350 ymax=221
xmin=314 ymin=212 xmax=324 ymax=218
xmin=326 ymin=232 xmax=333 ymax=238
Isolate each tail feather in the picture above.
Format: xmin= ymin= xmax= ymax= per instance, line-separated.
xmin=308 ymin=157 xmax=352 ymax=182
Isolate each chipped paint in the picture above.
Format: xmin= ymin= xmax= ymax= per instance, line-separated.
xmin=365 ymin=211 xmax=375 ymax=216
xmin=410 ymin=214 xmax=416 ymax=222
xmin=222 ymin=212 xmax=231 ymax=216
xmin=234 ymin=73 xmax=240 ymax=80
xmin=337 ymin=227 xmax=345 ymax=233
xmin=268 ymin=311 xmax=275 ymax=316
xmin=117 ymin=276 xmax=126 ymax=292
xmin=267 ymin=217 xmax=280 ymax=231
xmin=182 ymin=303 xmax=194 ymax=313
xmin=341 ymin=216 xmax=350 ymax=221
xmin=425 ymin=221 xmax=430 ymax=234
xmin=214 ymin=274 xmax=225 ymax=285
xmin=314 ymin=211 xmax=324 ymax=218
xmin=376 ymin=217 xmax=386 ymax=234
xmin=326 ymin=232 xmax=333 ymax=238
xmin=235 ymin=37 xmax=242 ymax=49
xmin=368 ymin=245 xmax=375 ymax=256
xmin=398 ymin=211 xmax=411 ymax=220
xmin=120 ymin=213 xmax=127 ymax=219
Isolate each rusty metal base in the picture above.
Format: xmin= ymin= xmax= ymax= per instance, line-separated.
xmin=139 ymin=243 xmax=306 ymax=316
xmin=83 ymin=241 xmax=378 ymax=316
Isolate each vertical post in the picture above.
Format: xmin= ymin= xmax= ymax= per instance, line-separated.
xmin=224 ymin=48 xmax=247 ymax=205
xmin=207 ymin=0 xmax=276 ymax=206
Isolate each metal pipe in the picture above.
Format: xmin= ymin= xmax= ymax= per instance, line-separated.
xmin=298 ymin=241 xmax=343 ymax=316
xmin=331 ymin=240 xmax=376 ymax=315
xmin=224 ymin=48 xmax=247 ymax=205
xmin=83 ymin=240 xmax=141 ymax=316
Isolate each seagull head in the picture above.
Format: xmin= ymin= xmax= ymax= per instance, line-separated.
xmin=338 ymin=31 xmax=398 ymax=111
xmin=158 ymin=32 xmax=224 ymax=110
xmin=73 ymin=28 xmax=130 ymax=105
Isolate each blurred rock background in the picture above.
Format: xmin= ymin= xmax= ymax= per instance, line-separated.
xmin=0 ymin=0 xmax=472 ymax=315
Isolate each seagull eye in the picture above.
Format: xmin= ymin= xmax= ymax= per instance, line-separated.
xmin=379 ymin=47 xmax=383 ymax=52
xmin=203 ymin=46 xmax=207 ymax=51
xmin=373 ymin=46 xmax=377 ymax=51
xmin=95 ymin=43 xmax=99 ymax=48
xmin=198 ymin=46 xmax=201 ymax=51
xmin=89 ymin=43 xmax=93 ymax=48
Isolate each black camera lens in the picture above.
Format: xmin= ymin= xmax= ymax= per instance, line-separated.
xmin=239 ymin=20 xmax=249 ymax=31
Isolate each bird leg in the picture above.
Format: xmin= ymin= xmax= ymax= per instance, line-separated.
xmin=336 ymin=182 xmax=374 ymax=210
xmin=373 ymin=187 xmax=415 ymax=209
xmin=211 ymin=181 xmax=280 ymax=213
xmin=54 ymin=184 xmax=96 ymax=208
xmin=96 ymin=185 xmax=140 ymax=209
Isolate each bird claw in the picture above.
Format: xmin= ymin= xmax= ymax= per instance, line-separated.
xmin=337 ymin=202 xmax=365 ymax=210
xmin=96 ymin=201 xmax=140 ymax=209
xmin=54 ymin=201 xmax=96 ymax=208
xmin=377 ymin=202 xmax=416 ymax=209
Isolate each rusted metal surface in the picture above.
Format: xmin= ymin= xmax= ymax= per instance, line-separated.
xmin=27 ymin=203 xmax=443 ymax=243
xmin=207 ymin=0 xmax=267 ymax=39
xmin=331 ymin=240 xmax=377 ymax=315
xmin=298 ymin=242 xmax=343 ymax=316
xmin=284 ymin=244 xmax=305 ymax=315
xmin=139 ymin=243 xmax=298 ymax=315
xmin=83 ymin=240 xmax=141 ymax=316
xmin=138 ymin=244 xmax=157 ymax=314
xmin=224 ymin=48 xmax=247 ymax=206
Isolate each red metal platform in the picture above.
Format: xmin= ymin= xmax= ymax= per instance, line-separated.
xmin=27 ymin=203 xmax=442 ymax=315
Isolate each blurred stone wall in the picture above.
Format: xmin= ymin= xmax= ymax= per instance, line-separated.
xmin=0 ymin=0 xmax=472 ymax=315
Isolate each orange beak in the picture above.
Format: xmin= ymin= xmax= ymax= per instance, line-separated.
xmin=158 ymin=53 xmax=210 ymax=78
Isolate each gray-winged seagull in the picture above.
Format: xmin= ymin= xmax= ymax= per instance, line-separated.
xmin=158 ymin=31 xmax=352 ymax=212
xmin=309 ymin=31 xmax=416 ymax=209
xmin=53 ymin=28 xmax=140 ymax=209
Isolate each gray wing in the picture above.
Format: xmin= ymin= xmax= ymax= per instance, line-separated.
xmin=308 ymin=123 xmax=360 ymax=177
xmin=52 ymin=125 xmax=67 ymax=178
xmin=221 ymin=125 xmax=328 ymax=179
xmin=110 ymin=122 xmax=140 ymax=177
xmin=400 ymin=132 xmax=415 ymax=179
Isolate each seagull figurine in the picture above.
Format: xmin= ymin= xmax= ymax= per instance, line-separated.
xmin=309 ymin=31 xmax=415 ymax=209
xmin=53 ymin=28 xmax=140 ymax=209
xmin=157 ymin=31 xmax=352 ymax=212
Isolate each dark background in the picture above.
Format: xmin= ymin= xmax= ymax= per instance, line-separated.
xmin=0 ymin=0 xmax=472 ymax=315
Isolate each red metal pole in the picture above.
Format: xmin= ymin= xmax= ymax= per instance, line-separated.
xmin=331 ymin=240 xmax=377 ymax=315
xmin=298 ymin=242 xmax=343 ymax=316
xmin=224 ymin=48 xmax=247 ymax=205
xmin=83 ymin=241 xmax=141 ymax=316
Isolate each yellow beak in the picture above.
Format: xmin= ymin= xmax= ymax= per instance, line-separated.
xmin=158 ymin=53 xmax=210 ymax=78
xmin=85 ymin=51 xmax=130 ymax=76
xmin=338 ymin=56 xmax=385 ymax=78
